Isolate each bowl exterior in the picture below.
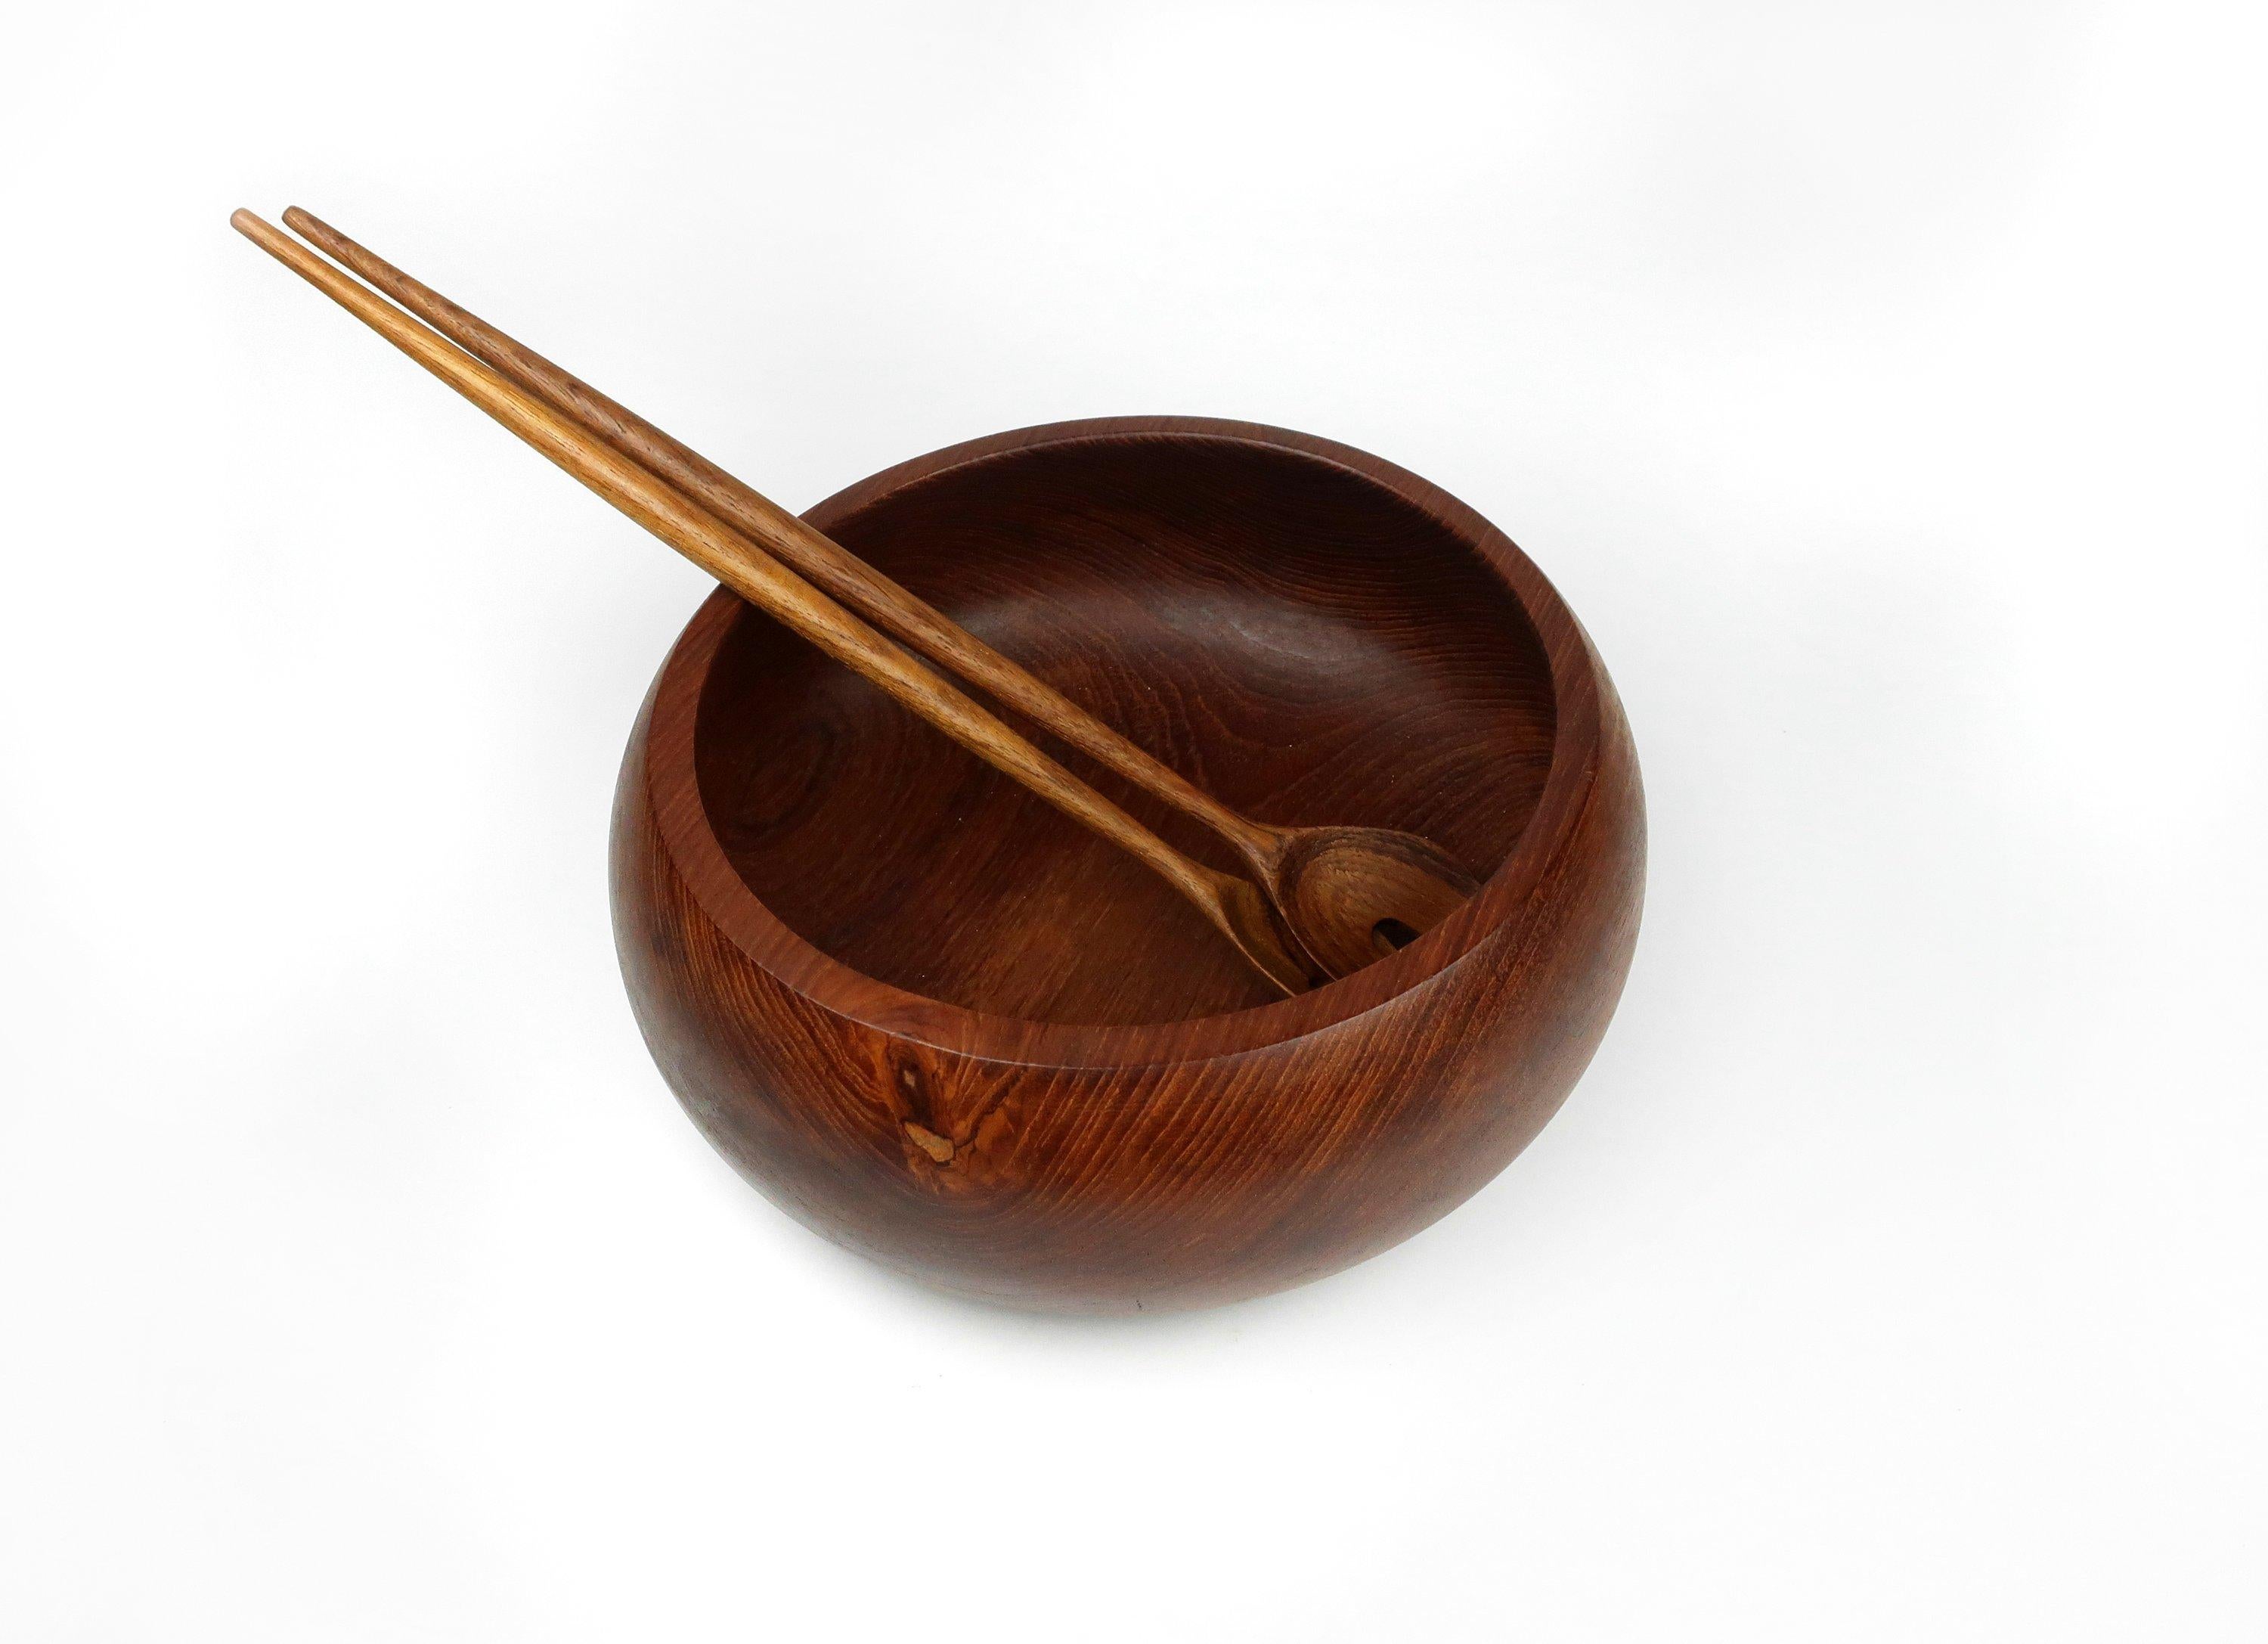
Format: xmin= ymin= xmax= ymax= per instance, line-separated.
xmin=609 ymin=631 xmax=1643 ymax=1314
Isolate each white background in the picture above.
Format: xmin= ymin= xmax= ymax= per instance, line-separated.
xmin=3 ymin=2 xmax=2262 ymax=1638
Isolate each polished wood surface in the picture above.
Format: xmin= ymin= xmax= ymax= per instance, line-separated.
xmin=231 ymin=209 xmax=1314 ymax=994
xmin=275 ymin=207 xmax=1475 ymax=976
xmin=614 ymin=417 xmax=1646 ymax=1311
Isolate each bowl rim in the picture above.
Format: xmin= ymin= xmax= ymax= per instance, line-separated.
xmin=634 ymin=415 xmax=1606 ymax=1071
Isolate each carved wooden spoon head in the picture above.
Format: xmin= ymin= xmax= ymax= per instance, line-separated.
xmin=1210 ymin=873 xmax=1331 ymax=997
xmin=1267 ymin=826 xmax=1482 ymax=980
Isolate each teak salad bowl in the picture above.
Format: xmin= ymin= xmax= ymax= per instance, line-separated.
xmin=612 ymin=416 xmax=1644 ymax=1311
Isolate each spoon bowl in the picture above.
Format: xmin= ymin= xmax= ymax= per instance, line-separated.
xmin=1265 ymin=824 xmax=1483 ymax=979
xmin=1202 ymin=868 xmax=1325 ymax=996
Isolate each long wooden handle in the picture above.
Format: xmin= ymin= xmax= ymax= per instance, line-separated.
xmin=229 ymin=209 xmax=1275 ymax=981
xmin=277 ymin=206 xmax=1280 ymax=868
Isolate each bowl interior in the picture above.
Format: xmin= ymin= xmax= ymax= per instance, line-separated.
xmin=693 ymin=434 xmax=1557 ymax=1027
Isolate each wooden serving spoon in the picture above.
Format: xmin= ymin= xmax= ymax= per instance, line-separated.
xmin=274 ymin=208 xmax=1483 ymax=976
xmin=231 ymin=209 xmax=1318 ymax=997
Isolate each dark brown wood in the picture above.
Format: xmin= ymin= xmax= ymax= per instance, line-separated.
xmin=274 ymin=207 xmax=1479 ymax=977
xmin=613 ymin=417 xmax=1646 ymax=1311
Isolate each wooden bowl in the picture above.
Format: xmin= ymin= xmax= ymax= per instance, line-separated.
xmin=612 ymin=417 xmax=1644 ymax=1311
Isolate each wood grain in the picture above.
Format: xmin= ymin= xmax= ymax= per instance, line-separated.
xmin=613 ymin=417 xmax=1645 ymax=1311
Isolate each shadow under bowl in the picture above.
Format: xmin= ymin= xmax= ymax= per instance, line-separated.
xmin=612 ymin=417 xmax=1644 ymax=1312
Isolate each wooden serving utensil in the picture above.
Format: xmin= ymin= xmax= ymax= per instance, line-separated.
xmin=274 ymin=209 xmax=1481 ymax=976
xmin=231 ymin=209 xmax=1318 ymax=997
